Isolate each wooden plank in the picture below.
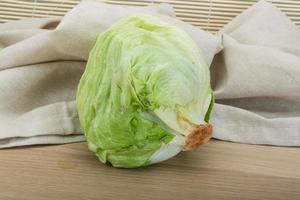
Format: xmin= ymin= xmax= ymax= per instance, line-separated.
xmin=0 ymin=139 xmax=299 ymax=200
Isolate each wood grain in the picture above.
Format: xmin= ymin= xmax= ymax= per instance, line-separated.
xmin=0 ymin=139 xmax=299 ymax=200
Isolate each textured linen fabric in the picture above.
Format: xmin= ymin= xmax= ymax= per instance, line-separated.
xmin=1 ymin=0 xmax=298 ymax=148
xmin=0 ymin=1 xmax=219 ymax=148
xmin=211 ymin=0 xmax=300 ymax=146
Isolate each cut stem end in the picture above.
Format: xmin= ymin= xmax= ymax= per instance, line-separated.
xmin=184 ymin=124 xmax=212 ymax=151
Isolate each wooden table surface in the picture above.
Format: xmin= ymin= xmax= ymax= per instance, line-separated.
xmin=0 ymin=139 xmax=299 ymax=200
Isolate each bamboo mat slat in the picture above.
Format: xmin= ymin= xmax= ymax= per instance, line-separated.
xmin=0 ymin=0 xmax=299 ymax=33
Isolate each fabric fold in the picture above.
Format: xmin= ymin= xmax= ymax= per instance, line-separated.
xmin=211 ymin=0 xmax=300 ymax=146
xmin=0 ymin=1 xmax=219 ymax=148
xmin=1 ymin=0 xmax=298 ymax=148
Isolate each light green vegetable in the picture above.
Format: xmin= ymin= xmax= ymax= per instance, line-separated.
xmin=76 ymin=14 xmax=213 ymax=168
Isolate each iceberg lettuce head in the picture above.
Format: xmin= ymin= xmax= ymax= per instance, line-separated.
xmin=76 ymin=14 xmax=213 ymax=168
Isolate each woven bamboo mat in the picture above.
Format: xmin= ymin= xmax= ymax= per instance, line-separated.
xmin=0 ymin=0 xmax=299 ymax=32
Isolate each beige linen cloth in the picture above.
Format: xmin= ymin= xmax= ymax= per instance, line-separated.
xmin=0 ymin=0 xmax=299 ymax=148
xmin=0 ymin=1 xmax=219 ymax=148
xmin=211 ymin=1 xmax=300 ymax=146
